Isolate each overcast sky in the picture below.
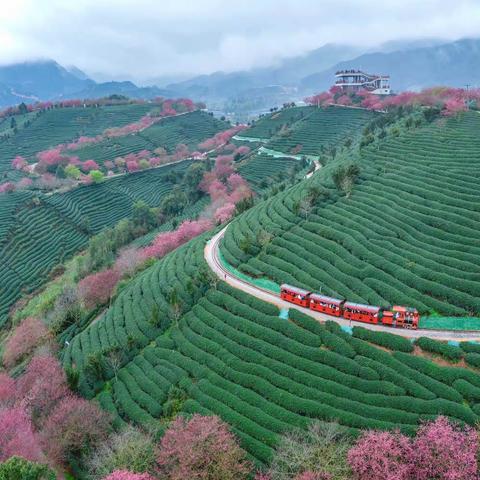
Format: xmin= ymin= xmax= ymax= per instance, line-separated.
xmin=1 ymin=0 xmax=479 ymax=83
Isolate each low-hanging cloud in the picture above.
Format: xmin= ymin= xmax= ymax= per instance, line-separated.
xmin=1 ymin=0 xmax=479 ymax=83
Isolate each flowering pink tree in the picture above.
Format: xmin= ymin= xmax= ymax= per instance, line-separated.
xmin=103 ymin=472 xmax=155 ymax=480
xmin=17 ymin=177 xmax=33 ymax=189
xmin=0 ymin=407 xmax=43 ymax=462
xmin=41 ymin=396 xmax=110 ymax=465
xmin=11 ymin=155 xmax=26 ymax=170
xmin=141 ymin=219 xmax=213 ymax=259
xmin=115 ymin=248 xmax=144 ymax=276
xmin=214 ymin=155 xmax=235 ymax=180
xmin=411 ymin=417 xmax=478 ymax=480
xmin=157 ymin=414 xmax=251 ymax=480
xmin=235 ymin=145 xmax=250 ymax=157
xmin=16 ymin=355 xmax=70 ymax=427
xmin=214 ymin=203 xmax=236 ymax=223
xmin=3 ymin=317 xmax=50 ymax=368
xmin=0 ymin=373 xmax=16 ymax=407
xmin=77 ymin=268 xmax=121 ymax=308
xmin=348 ymin=430 xmax=413 ymax=480
xmin=126 ymin=160 xmax=140 ymax=173
xmin=81 ymin=159 xmax=100 ymax=173
xmin=0 ymin=182 xmax=16 ymax=194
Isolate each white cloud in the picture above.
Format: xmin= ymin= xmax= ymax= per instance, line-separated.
xmin=0 ymin=0 xmax=479 ymax=82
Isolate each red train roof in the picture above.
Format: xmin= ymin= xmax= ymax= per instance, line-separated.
xmin=343 ymin=302 xmax=381 ymax=313
xmin=310 ymin=293 xmax=344 ymax=305
xmin=280 ymin=284 xmax=311 ymax=296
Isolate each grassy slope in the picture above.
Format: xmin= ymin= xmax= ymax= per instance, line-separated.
xmin=221 ymin=110 xmax=480 ymax=317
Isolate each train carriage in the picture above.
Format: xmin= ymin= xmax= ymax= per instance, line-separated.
xmin=309 ymin=293 xmax=344 ymax=316
xmin=280 ymin=284 xmax=311 ymax=308
xmin=343 ymin=302 xmax=381 ymax=324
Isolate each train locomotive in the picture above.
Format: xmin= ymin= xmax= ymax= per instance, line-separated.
xmin=280 ymin=284 xmax=419 ymax=329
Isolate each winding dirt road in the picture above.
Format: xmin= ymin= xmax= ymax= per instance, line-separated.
xmin=205 ymin=226 xmax=480 ymax=341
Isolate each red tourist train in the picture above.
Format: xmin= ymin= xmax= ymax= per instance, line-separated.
xmin=280 ymin=284 xmax=419 ymax=329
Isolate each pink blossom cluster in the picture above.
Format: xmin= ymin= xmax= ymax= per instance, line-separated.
xmin=141 ymin=218 xmax=213 ymax=259
xmin=0 ymin=354 xmax=109 ymax=466
xmin=348 ymin=417 xmax=478 ymax=480
xmin=157 ymin=414 xmax=251 ymax=480
xmin=198 ymin=125 xmax=247 ymax=151
xmin=305 ymin=86 xmax=478 ymax=116
xmin=0 ymin=182 xmax=16 ymax=194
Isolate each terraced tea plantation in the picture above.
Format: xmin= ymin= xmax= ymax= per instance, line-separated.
xmin=237 ymin=152 xmax=307 ymax=191
xmin=74 ymin=111 xmax=229 ymax=167
xmin=61 ymin=232 xmax=480 ymax=465
xmin=221 ymin=111 xmax=480 ymax=317
xmin=267 ymin=106 xmax=376 ymax=156
xmin=0 ymin=103 xmax=153 ymax=176
xmin=0 ymin=161 xmax=196 ymax=325
xmin=243 ymin=106 xmax=316 ymax=140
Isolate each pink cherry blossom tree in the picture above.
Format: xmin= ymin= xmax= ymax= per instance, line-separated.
xmin=156 ymin=414 xmax=251 ymax=480
xmin=3 ymin=317 xmax=50 ymax=369
xmin=16 ymin=354 xmax=70 ymax=427
xmin=348 ymin=430 xmax=413 ymax=480
xmin=411 ymin=416 xmax=478 ymax=480
xmin=41 ymin=396 xmax=110 ymax=465
xmin=77 ymin=268 xmax=121 ymax=308
xmin=0 ymin=407 xmax=43 ymax=462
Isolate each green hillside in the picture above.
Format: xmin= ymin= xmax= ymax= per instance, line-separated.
xmin=0 ymin=103 xmax=153 ymax=177
xmin=73 ymin=110 xmax=229 ymax=167
xmin=221 ymin=110 xmax=480 ymax=317
xmin=0 ymin=161 xmax=199 ymax=325
xmin=62 ymin=230 xmax=480 ymax=465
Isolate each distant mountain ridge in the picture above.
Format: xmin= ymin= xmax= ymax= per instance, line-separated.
xmin=0 ymin=60 xmax=170 ymax=108
xmin=165 ymin=37 xmax=480 ymax=115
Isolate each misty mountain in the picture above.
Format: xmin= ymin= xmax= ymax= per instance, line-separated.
xmin=301 ymin=38 xmax=480 ymax=92
xmin=166 ymin=37 xmax=480 ymax=115
xmin=0 ymin=60 xmax=168 ymax=108
xmin=166 ymin=43 xmax=364 ymax=100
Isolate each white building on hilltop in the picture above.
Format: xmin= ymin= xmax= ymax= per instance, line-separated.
xmin=335 ymin=70 xmax=391 ymax=95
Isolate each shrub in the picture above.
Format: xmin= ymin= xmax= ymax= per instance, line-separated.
xmin=3 ymin=317 xmax=50 ymax=368
xmin=460 ymin=342 xmax=480 ymax=354
xmin=415 ymin=337 xmax=463 ymax=361
xmin=87 ymin=425 xmax=157 ymax=479
xmin=268 ymin=421 xmax=352 ymax=480
xmin=465 ymin=352 xmax=480 ymax=368
xmin=0 ymin=456 xmax=55 ymax=480
xmin=352 ymin=326 xmax=413 ymax=353
xmin=156 ymin=414 xmax=251 ymax=480
xmin=41 ymin=396 xmax=110 ymax=465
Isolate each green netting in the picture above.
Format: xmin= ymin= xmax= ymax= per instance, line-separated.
xmin=420 ymin=316 xmax=480 ymax=331
xmin=218 ymin=249 xmax=281 ymax=294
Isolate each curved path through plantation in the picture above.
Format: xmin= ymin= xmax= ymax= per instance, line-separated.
xmin=205 ymin=225 xmax=480 ymax=341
